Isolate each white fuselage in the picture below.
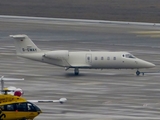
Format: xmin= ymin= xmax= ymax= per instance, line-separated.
xmin=17 ymin=50 xmax=155 ymax=69
xmin=10 ymin=34 xmax=155 ymax=75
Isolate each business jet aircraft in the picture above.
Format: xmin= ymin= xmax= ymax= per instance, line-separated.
xmin=10 ymin=34 xmax=155 ymax=76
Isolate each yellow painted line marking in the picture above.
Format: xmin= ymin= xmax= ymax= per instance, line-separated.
xmin=150 ymin=35 xmax=160 ymax=38
xmin=136 ymin=35 xmax=150 ymax=37
xmin=131 ymin=31 xmax=160 ymax=34
xmin=136 ymin=35 xmax=160 ymax=38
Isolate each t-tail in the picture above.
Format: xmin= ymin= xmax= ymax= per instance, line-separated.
xmin=10 ymin=34 xmax=41 ymax=54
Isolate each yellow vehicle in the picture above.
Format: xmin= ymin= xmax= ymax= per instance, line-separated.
xmin=0 ymin=76 xmax=67 ymax=120
xmin=0 ymin=94 xmax=41 ymax=120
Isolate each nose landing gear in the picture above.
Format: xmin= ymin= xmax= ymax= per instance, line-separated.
xmin=136 ymin=70 xmax=140 ymax=76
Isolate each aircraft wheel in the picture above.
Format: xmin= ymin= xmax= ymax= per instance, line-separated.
xmin=136 ymin=70 xmax=140 ymax=76
xmin=74 ymin=68 xmax=79 ymax=75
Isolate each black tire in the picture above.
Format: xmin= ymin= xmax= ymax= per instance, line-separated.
xmin=136 ymin=71 xmax=140 ymax=76
xmin=74 ymin=68 xmax=79 ymax=75
xmin=75 ymin=72 xmax=79 ymax=75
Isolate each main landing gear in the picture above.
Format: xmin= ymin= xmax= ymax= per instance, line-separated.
xmin=136 ymin=70 xmax=140 ymax=76
xmin=74 ymin=68 xmax=79 ymax=75
xmin=136 ymin=70 xmax=145 ymax=76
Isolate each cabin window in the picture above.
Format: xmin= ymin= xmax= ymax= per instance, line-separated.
xmin=107 ymin=57 xmax=110 ymax=60
xmin=95 ymin=57 xmax=98 ymax=60
xmin=113 ymin=57 xmax=116 ymax=60
xmin=16 ymin=102 xmax=27 ymax=111
xmin=1 ymin=104 xmax=16 ymax=111
xmin=22 ymin=48 xmax=25 ymax=51
xmin=27 ymin=102 xmax=36 ymax=112
xmin=0 ymin=102 xmax=39 ymax=112
xmin=125 ymin=54 xmax=135 ymax=58
xmin=101 ymin=57 xmax=104 ymax=60
xmin=6 ymin=104 xmax=14 ymax=111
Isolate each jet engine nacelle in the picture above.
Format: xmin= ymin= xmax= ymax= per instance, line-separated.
xmin=44 ymin=50 xmax=69 ymax=59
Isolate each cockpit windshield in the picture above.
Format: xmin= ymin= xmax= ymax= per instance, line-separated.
xmin=29 ymin=102 xmax=41 ymax=112
xmin=123 ymin=54 xmax=135 ymax=59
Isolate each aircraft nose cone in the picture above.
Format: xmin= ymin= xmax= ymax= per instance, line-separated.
xmin=136 ymin=59 xmax=155 ymax=68
xmin=147 ymin=62 xmax=155 ymax=68
xmin=141 ymin=60 xmax=155 ymax=68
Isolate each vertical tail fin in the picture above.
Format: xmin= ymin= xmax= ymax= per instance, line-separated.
xmin=10 ymin=34 xmax=41 ymax=54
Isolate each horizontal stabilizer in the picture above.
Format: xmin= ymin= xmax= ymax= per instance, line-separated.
xmin=10 ymin=35 xmax=26 ymax=39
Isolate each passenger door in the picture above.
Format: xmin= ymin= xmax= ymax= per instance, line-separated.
xmin=16 ymin=102 xmax=29 ymax=119
xmin=86 ymin=54 xmax=92 ymax=65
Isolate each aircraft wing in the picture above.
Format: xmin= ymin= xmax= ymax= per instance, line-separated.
xmin=28 ymin=98 xmax=67 ymax=104
xmin=70 ymin=64 xmax=91 ymax=67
